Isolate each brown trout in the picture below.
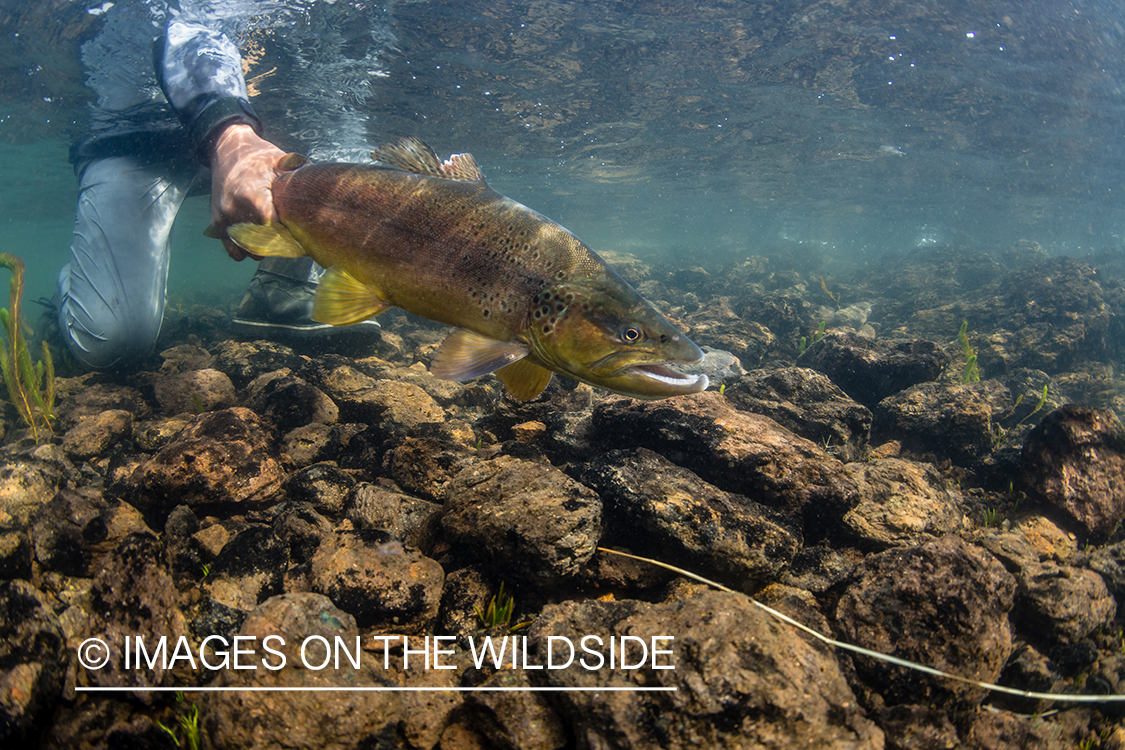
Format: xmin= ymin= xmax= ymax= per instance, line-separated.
xmin=227 ymin=137 xmax=708 ymax=400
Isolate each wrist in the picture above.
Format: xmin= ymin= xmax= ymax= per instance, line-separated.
xmin=191 ymin=96 xmax=262 ymax=167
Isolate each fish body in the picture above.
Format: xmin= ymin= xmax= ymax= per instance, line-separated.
xmin=227 ymin=138 xmax=708 ymax=400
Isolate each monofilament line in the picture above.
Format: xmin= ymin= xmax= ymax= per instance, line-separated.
xmin=599 ymin=547 xmax=1125 ymax=705
xmin=74 ymin=686 xmax=676 ymax=693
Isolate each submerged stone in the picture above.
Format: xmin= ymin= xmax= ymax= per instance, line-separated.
xmin=1021 ymin=405 xmax=1125 ymax=540
xmin=579 ymin=447 xmax=799 ymax=592
xmin=442 ymin=455 xmax=602 ymax=584
xmin=798 ymin=330 xmax=950 ymax=407
xmin=835 ymin=535 xmax=1016 ymax=711
xmin=593 ymin=392 xmax=859 ymax=536
xmin=531 ymin=591 xmax=883 ymax=749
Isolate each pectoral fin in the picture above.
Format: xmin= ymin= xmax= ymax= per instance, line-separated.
xmin=312 ymin=266 xmax=391 ymax=325
xmin=494 ymin=358 xmax=554 ymax=400
xmin=430 ymin=329 xmax=528 ymax=382
xmin=227 ymin=222 xmax=307 ymax=259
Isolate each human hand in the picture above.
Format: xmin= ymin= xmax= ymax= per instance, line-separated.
xmin=209 ymin=123 xmax=288 ymax=261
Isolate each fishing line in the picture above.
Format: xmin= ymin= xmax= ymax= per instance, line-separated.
xmin=599 ymin=547 xmax=1125 ymax=704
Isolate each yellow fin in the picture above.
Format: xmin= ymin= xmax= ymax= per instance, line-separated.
xmin=494 ymin=358 xmax=553 ymax=400
xmin=227 ymin=222 xmax=306 ymax=259
xmin=430 ymin=329 xmax=528 ymax=382
xmin=370 ymin=137 xmax=486 ymax=184
xmin=277 ymin=152 xmax=310 ymax=171
xmin=311 ymin=266 xmax=391 ymax=326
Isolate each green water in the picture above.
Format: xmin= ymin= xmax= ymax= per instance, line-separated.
xmin=2 ymin=0 xmax=1125 ymax=311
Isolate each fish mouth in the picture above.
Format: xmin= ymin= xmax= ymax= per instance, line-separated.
xmin=628 ymin=363 xmax=710 ymax=392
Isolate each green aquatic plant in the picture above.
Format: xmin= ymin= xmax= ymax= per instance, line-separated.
xmin=819 ymin=275 xmax=841 ymax=309
xmin=476 ymin=581 xmax=531 ymax=633
xmin=1014 ymin=384 xmax=1049 ymax=428
xmin=158 ymin=693 xmax=201 ymax=750
xmin=798 ymin=320 xmax=827 ymax=355
xmin=0 ymin=253 xmax=56 ymax=442
xmin=957 ymin=321 xmax=980 ymax=384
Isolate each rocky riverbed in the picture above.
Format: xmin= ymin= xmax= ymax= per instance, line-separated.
xmin=2 ymin=245 xmax=1125 ymax=749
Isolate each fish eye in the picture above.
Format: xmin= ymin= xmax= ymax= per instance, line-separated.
xmin=621 ymin=327 xmax=644 ymax=343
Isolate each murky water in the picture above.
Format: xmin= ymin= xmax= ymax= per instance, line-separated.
xmin=0 ymin=0 xmax=1123 ymax=325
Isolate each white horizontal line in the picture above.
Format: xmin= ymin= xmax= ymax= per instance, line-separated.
xmin=75 ymin=686 xmax=677 ymax=693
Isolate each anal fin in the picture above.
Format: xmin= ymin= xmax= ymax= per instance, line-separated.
xmin=430 ymin=329 xmax=528 ymax=382
xmin=312 ymin=266 xmax=391 ymax=325
xmin=494 ymin=358 xmax=553 ymax=400
xmin=227 ymin=222 xmax=306 ymax=258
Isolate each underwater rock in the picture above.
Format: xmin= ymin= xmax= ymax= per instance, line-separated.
xmin=872 ymin=379 xmax=1009 ymax=467
xmin=368 ymin=360 xmax=497 ymax=410
xmin=960 ymin=709 xmax=1078 ymax=750
xmin=383 ymin=435 xmax=476 ymax=501
xmin=248 ymin=374 xmax=339 ymax=432
xmin=842 ymin=458 xmax=966 ymax=549
xmin=435 ymin=566 xmax=494 ymax=644
xmin=211 ymin=339 xmax=307 ymax=388
xmin=0 ymin=449 xmax=81 ymax=526
xmin=990 ymin=644 xmax=1062 ymax=716
xmin=128 ymin=407 xmax=286 ymax=523
xmin=725 ymin=366 xmax=872 ymax=448
xmin=835 ymin=535 xmax=1016 ymax=710
xmin=739 ymin=292 xmax=818 ymax=349
xmin=686 ymin=297 xmax=776 ymax=369
xmin=284 ymin=461 xmax=356 ymax=516
xmin=282 ymin=422 xmax=366 ymax=468
xmin=309 ymin=529 xmax=444 ymax=633
xmin=30 ymin=487 xmax=148 ymax=578
xmin=60 ymin=408 xmax=132 ymax=460
xmin=1021 ymin=405 xmax=1125 ymax=540
xmin=163 ymin=504 xmax=202 ymax=588
xmin=0 ymin=517 xmax=31 ymax=580
xmin=990 ymin=258 xmax=1115 ymax=372
xmin=202 ymin=525 xmax=288 ymax=613
xmin=578 ymin=447 xmax=799 ymax=592
xmin=0 ymin=580 xmax=69 ymax=747
xmin=54 ymin=381 xmax=152 ymax=429
xmin=270 ymin=502 xmax=334 ymax=572
xmin=455 ymin=670 xmax=569 ymax=749
xmin=442 ymin=455 xmax=602 ymax=584
xmin=798 ymin=330 xmax=951 ymax=407
xmin=592 ymin=392 xmax=860 ymax=535
xmin=152 ymin=368 xmax=237 ymax=415
xmin=1079 ymin=541 xmax=1125 ymax=602
xmin=872 ymin=705 xmax=960 ymax=750
xmin=132 ymin=413 xmax=194 ymax=451
xmin=530 ymin=591 xmax=883 ymax=749
xmin=85 ymin=532 xmax=187 ymax=692
xmin=346 ymin=482 xmax=442 ymax=550
xmin=303 ymin=361 xmax=446 ymax=428
xmin=1012 ymin=562 xmax=1116 ymax=644
xmin=203 ymin=592 xmax=460 ymax=750
xmin=781 ymin=544 xmax=857 ymax=594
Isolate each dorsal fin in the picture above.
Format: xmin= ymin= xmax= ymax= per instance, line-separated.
xmin=370 ymin=137 xmax=487 ymax=184
xmin=371 ymin=137 xmax=444 ymax=176
xmin=439 ymin=152 xmax=486 ymax=183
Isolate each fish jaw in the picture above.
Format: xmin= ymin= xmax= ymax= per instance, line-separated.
xmin=599 ymin=361 xmax=710 ymax=399
xmin=578 ymin=345 xmax=709 ymax=399
xmin=528 ymin=280 xmax=710 ymax=399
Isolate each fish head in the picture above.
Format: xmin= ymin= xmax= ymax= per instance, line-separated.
xmin=527 ymin=275 xmax=709 ymax=399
